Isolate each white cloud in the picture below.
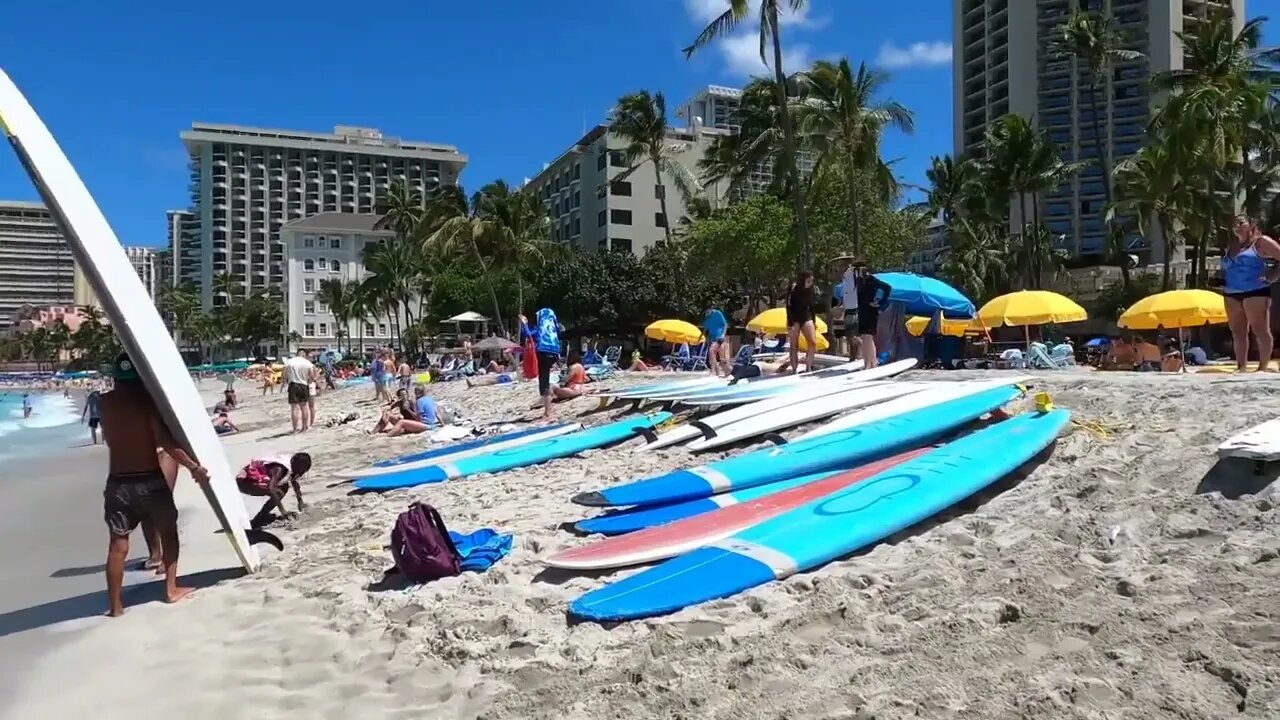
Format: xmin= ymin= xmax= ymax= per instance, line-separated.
xmin=720 ymin=31 xmax=811 ymax=77
xmin=875 ymin=40 xmax=953 ymax=69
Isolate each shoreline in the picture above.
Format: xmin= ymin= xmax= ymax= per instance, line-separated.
xmin=3 ymin=370 xmax=1280 ymax=718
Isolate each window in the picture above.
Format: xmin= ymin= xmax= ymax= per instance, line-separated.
xmin=317 ymin=235 xmax=327 ymax=248
xmin=364 ymin=323 xmax=375 ymax=336
xmin=655 ymin=184 xmax=665 ymax=199
xmin=610 ymin=180 xmax=632 ymax=196
xmin=612 ymin=238 xmax=633 ymax=254
xmin=554 ymin=199 xmax=562 ymax=216
xmin=573 ymin=163 xmax=580 ymax=180
xmin=330 ymin=237 xmax=342 ymax=249
xmin=654 ymin=212 xmax=667 ymax=228
xmin=573 ymin=190 xmax=580 ymax=208
xmin=597 ymin=152 xmax=607 ymax=171
xmin=302 ymin=236 xmax=315 ymax=248
xmin=303 ymin=258 xmax=315 ymax=271
xmin=609 ymin=150 xmax=627 ymax=168
xmin=304 ymin=323 xmax=315 ymax=337
xmin=304 ymin=300 xmax=316 ymax=314
xmin=318 ymin=322 xmax=329 ymax=336
xmin=610 ymin=209 xmax=632 ymax=225
xmin=331 ymin=260 xmax=341 ymax=273
xmin=597 ymin=209 xmax=607 ymax=227
xmin=317 ymin=257 xmax=327 ymax=271
xmin=573 ymin=217 xmax=580 ymax=235
xmin=317 ymin=302 xmax=328 ymax=314
xmin=378 ymin=323 xmax=388 ymax=337
xmin=303 ymin=278 xmax=315 ymax=293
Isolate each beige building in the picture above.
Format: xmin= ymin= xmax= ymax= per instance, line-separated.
xmin=167 ymin=208 xmax=199 ymax=291
xmin=526 ymin=123 xmax=733 ymax=256
xmin=0 ymin=200 xmax=73 ymax=322
xmin=124 ymin=246 xmax=158 ymax=300
xmin=180 ymin=124 xmax=466 ymax=310
xmin=953 ymin=0 xmax=1244 ymax=261
xmin=281 ymin=213 xmax=401 ymax=352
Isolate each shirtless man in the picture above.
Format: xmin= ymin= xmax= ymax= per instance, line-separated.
xmin=99 ymin=354 xmax=209 ymax=616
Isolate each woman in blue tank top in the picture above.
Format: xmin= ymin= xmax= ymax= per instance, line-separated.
xmin=1222 ymin=215 xmax=1280 ymax=372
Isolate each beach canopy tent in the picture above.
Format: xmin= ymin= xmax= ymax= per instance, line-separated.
xmin=645 ymin=319 xmax=702 ymax=344
xmin=1117 ymin=289 xmax=1227 ymax=331
xmin=746 ymin=308 xmax=830 ymax=336
xmin=874 ymin=272 xmax=976 ymax=319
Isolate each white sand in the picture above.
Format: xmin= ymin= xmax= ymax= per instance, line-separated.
xmin=6 ymin=369 xmax=1280 ymax=719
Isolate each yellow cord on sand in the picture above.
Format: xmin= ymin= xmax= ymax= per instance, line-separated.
xmin=1022 ymin=390 xmax=1116 ymax=440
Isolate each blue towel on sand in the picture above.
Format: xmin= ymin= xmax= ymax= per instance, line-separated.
xmin=448 ymin=529 xmax=513 ymax=572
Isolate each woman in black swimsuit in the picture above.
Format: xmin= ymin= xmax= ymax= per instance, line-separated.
xmin=785 ymin=271 xmax=818 ymax=373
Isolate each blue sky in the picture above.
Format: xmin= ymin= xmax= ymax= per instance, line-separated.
xmin=0 ymin=1 xmax=1268 ymax=249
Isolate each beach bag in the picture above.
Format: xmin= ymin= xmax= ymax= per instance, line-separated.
xmin=522 ymin=337 xmax=538 ymax=380
xmin=390 ymin=503 xmax=461 ymax=583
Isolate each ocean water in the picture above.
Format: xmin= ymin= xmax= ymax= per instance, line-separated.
xmin=0 ymin=391 xmax=85 ymax=462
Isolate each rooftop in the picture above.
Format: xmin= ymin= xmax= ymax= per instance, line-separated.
xmin=180 ymin=123 xmax=467 ymax=164
xmin=280 ymin=213 xmax=391 ymax=233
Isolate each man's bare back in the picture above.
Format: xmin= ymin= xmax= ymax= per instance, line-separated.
xmin=99 ymin=388 xmax=165 ymax=475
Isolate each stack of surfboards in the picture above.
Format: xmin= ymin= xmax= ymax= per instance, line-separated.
xmin=549 ymin=377 xmax=1069 ymax=622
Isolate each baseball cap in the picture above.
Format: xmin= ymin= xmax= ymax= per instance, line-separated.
xmin=112 ymin=353 xmax=141 ymax=382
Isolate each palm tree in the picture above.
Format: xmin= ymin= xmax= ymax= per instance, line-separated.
xmin=698 ymin=78 xmax=788 ymax=201
xmin=1048 ymin=8 xmax=1143 ymax=216
xmin=376 ymin=180 xmax=427 ymax=239
xmin=925 ymin=155 xmax=976 ymax=225
xmin=607 ymin=91 xmax=702 ymax=242
xmin=316 ymin=278 xmax=356 ymax=355
xmin=210 ymin=272 xmax=240 ymax=310
xmin=421 ymin=185 xmax=506 ymax=331
xmin=685 ymin=0 xmax=813 ymax=269
xmin=472 ymin=180 xmax=554 ymax=316
xmin=937 ymin=218 xmax=1014 ymax=304
xmin=1110 ymin=139 xmax=1189 ymax=290
xmin=794 ymin=58 xmax=913 ymax=258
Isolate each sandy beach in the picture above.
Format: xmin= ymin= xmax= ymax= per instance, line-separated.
xmin=3 ymin=369 xmax=1280 ymax=719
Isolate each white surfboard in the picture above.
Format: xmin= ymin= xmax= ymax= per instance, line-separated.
xmin=791 ymin=376 xmax=1034 ymax=444
xmin=1218 ymin=416 xmax=1280 ymax=462
xmin=336 ymin=421 xmax=583 ymax=479
xmin=686 ymin=381 xmax=931 ymax=452
xmin=0 ymin=69 xmax=260 ymax=572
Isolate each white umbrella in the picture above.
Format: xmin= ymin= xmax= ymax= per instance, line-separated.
xmin=445 ymin=311 xmax=490 ymax=323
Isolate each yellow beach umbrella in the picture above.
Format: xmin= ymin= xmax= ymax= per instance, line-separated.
xmin=978 ymin=290 xmax=1088 ymax=327
xmin=1117 ymin=289 xmax=1227 ymax=330
xmin=645 ymin=319 xmax=702 ymax=344
xmin=797 ymin=333 xmax=830 ymax=351
xmin=904 ymin=316 xmax=981 ymax=338
xmin=746 ymin=307 xmax=829 ymax=336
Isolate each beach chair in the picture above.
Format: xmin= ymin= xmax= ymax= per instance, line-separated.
xmin=602 ymin=345 xmax=621 ymax=366
xmin=582 ymin=346 xmax=604 ymax=366
xmin=662 ymin=343 xmax=691 ymax=370
xmin=732 ymin=344 xmax=755 ymax=368
xmin=438 ymin=359 xmax=476 ymax=381
xmin=998 ymin=348 xmax=1027 ymax=369
xmin=1028 ymin=342 xmax=1064 ymax=370
xmin=681 ymin=342 xmax=709 ymax=371
xmin=1049 ymin=343 xmax=1076 ymax=366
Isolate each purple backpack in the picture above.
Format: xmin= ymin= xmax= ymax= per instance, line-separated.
xmin=390 ymin=503 xmax=461 ymax=582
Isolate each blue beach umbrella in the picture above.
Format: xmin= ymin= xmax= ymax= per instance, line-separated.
xmin=873 ymin=272 xmax=976 ymax=318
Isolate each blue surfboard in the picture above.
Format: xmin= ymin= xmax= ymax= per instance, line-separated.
xmin=570 ymin=409 xmax=1069 ymax=622
xmin=356 ymin=412 xmax=673 ymax=487
xmin=575 ymin=471 xmax=838 ymax=535
xmin=573 ymin=385 xmax=1021 ymax=508
xmin=370 ymin=423 xmax=574 ymax=468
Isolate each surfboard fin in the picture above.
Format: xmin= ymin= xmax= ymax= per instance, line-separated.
xmin=245 ymin=528 xmax=284 ymax=551
xmin=689 ymin=420 xmax=716 ymax=439
xmin=571 ymin=491 xmax=608 ymax=507
xmin=762 ymin=432 xmax=787 ymax=445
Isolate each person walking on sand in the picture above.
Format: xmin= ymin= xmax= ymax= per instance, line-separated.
xmin=82 ymin=388 xmax=103 ymax=444
xmin=284 ymin=349 xmax=315 ymax=433
xmin=99 ymin=353 xmax=209 ymax=616
xmin=522 ymin=308 xmax=561 ymax=420
xmin=850 ymin=261 xmax=892 ymax=369
xmin=1222 ymin=214 xmax=1280 ymax=372
xmin=838 ymin=259 xmax=861 ymax=361
xmin=785 ymin=271 xmax=819 ymax=373
xmin=703 ymin=307 xmax=729 ymax=377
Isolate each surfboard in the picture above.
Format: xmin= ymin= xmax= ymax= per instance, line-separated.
xmin=1217 ymin=415 xmax=1280 ymax=462
xmin=550 ymin=448 xmax=929 ymax=570
xmin=569 ymin=410 xmax=1070 ymax=621
xmin=789 ymin=376 xmax=1032 ymax=444
xmin=360 ymin=412 xmax=673 ymax=486
xmin=339 ymin=422 xmax=581 ymax=479
xmin=0 ymin=69 xmax=262 ymax=572
xmin=686 ymin=381 xmax=929 ymax=452
xmin=642 ymin=361 xmax=864 ymax=405
xmin=600 ymin=376 xmax=727 ymax=401
xmin=572 ymin=384 xmax=1023 ymax=508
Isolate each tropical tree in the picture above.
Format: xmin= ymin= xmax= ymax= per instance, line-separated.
xmin=936 ymin=218 xmax=1013 ymax=304
xmin=1110 ymin=139 xmax=1190 ymax=290
xmin=316 ymin=278 xmax=356 ymax=354
xmin=794 ymin=58 xmax=914 ymax=258
xmin=472 ymin=180 xmax=554 ymax=315
xmin=685 ymin=0 xmax=813 ymax=269
xmin=608 ymin=90 xmax=702 ymax=242
xmin=421 ymin=185 xmax=506 ymax=332
xmin=925 ymin=154 xmax=978 ymax=225
xmin=1048 ymin=8 xmax=1143 ymax=217
xmin=210 ymin=272 xmax=240 ymax=308
xmin=698 ymin=78 xmax=788 ymax=200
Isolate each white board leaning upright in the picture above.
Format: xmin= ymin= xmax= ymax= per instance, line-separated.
xmin=0 ymin=67 xmax=262 ymax=572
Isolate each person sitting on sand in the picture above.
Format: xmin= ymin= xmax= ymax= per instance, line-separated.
xmin=551 ymin=356 xmax=598 ymax=400
xmin=236 ymin=452 xmax=311 ymax=528
xmin=1135 ymin=336 xmax=1162 ymax=371
xmin=212 ymin=411 xmax=240 ymax=435
xmin=99 ymin=353 xmax=209 ymax=616
xmin=1102 ymin=336 xmax=1135 ymax=370
xmin=1162 ymin=348 xmax=1184 ymax=373
xmin=626 ymin=349 xmax=658 ymax=371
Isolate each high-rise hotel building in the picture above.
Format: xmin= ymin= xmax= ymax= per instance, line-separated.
xmin=953 ymin=0 xmax=1244 ymax=261
xmin=180 ymin=124 xmax=466 ymax=309
xmin=0 ymin=200 xmax=73 ymax=321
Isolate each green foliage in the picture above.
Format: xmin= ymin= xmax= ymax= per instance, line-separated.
xmin=685 ymin=194 xmax=797 ymax=311
xmin=1093 ymin=274 xmax=1162 ymax=321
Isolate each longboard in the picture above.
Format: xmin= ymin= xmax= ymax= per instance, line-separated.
xmin=570 ymin=410 xmax=1070 ymax=622
xmin=0 ymin=68 xmax=264 ymax=572
xmin=548 ymin=448 xmax=928 ymax=570
xmin=1218 ymin=415 xmax=1280 ymax=462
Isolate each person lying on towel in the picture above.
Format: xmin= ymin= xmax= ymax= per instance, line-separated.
xmin=236 ymin=452 xmax=311 ymax=528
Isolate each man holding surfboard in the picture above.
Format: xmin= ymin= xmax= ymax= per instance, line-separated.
xmin=99 ymin=353 xmax=210 ymax=617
